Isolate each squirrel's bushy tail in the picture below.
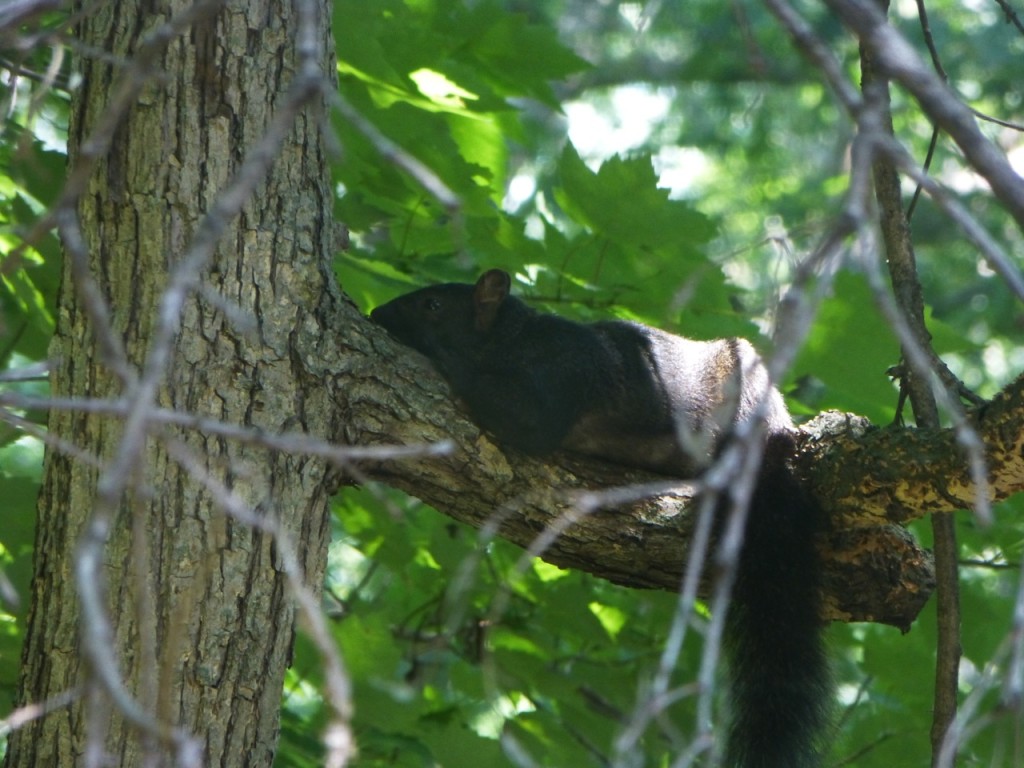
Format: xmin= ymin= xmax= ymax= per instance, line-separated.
xmin=723 ymin=433 xmax=831 ymax=768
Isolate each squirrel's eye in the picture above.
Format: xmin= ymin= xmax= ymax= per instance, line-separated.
xmin=425 ymin=297 xmax=442 ymax=313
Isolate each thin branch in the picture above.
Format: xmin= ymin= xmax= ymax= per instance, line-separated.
xmin=992 ymin=0 xmax=1024 ymax=37
xmin=914 ymin=0 xmax=948 ymax=79
xmin=0 ymin=406 xmax=103 ymax=469
xmin=55 ymin=207 xmax=135 ymax=384
xmin=330 ymin=91 xmax=462 ymax=216
xmin=876 ymin=134 xmax=1024 ymax=304
xmin=907 ymin=0 xmax=1024 ymax=219
xmin=0 ymin=390 xmax=454 ymax=463
xmin=850 ymin=177 xmax=991 ymax=522
xmin=0 ymin=0 xmax=61 ymax=34
xmin=765 ymin=0 xmax=1024 ymax=298
xmin=859 ymin=19 xmax=964 ymax=759
xmin=1 ymin=0 xmax=227 ymax=281
xmin=905 ymin=126 xmax=939 ymax=222
xmin=0 ymin=686 xmax=82 ymax=737
xmin=761 ymin=0 xmax=861 ymax=112
xmin=822 ymin=0 xmax=1024 ymax=231
xmin=936 ymin=608 xmax=1024 ymax=767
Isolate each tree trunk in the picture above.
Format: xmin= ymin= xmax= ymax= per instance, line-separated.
xmin=5 ymin=1 xmax=338 ymax=766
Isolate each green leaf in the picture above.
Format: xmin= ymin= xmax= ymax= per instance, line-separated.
xmin=588 ymin=601 xmax=628 ymax=641
xmin=793 ymin=269 xmax=901 ymax=421
xmin=555 ymin=145 xmax=715 ymax=254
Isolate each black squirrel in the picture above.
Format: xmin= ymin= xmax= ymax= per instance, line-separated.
xmin=371 ymin=268 xmax=831 ymax=768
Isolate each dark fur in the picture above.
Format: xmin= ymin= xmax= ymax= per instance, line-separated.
xmin=371 ymin=269 xmax=830 ymax=767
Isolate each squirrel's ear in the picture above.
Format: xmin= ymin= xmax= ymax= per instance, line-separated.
xmin=473 ymin=270 xmax=510 ymax=332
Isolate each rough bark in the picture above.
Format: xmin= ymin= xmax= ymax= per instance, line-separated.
xmin=801 ymin=378 xmax=1024 ymax=525
xmin=6 ymin=1 xmax=338 ymax=766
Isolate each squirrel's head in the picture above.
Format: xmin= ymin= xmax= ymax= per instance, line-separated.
xmin=370 ymin=269 xmax=512 ymax=361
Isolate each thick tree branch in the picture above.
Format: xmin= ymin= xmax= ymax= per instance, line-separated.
xmin=332 ymin=299 xmax=1023 ymax=631
xmin=802 ymin=374 xmax=1024 ymax=526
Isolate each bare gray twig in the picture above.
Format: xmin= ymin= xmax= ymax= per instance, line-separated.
xmin=822 ymin=0 xmax=1024 ymax=231
xmin=0 ymin=390 xmax=454 ymax=463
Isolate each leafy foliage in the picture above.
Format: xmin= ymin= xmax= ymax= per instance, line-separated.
xmin=318 ymin=1 xmax=1024 ymax=766
xmin=0 ymin=44 xmax=67 ymax=717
